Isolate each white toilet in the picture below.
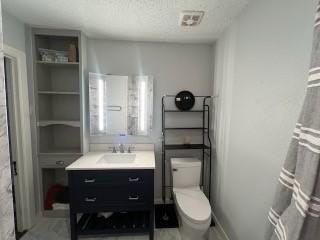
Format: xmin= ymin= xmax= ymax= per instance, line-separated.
xmin=171 ymin=158 xmax=212 ymax=240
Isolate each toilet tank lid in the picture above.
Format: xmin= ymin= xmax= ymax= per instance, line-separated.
xmin=171 ymin=158 xmax=201 ymax=168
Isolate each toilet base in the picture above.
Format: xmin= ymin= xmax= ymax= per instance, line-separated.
xmin=176 ymin=207 xmax=211 ymax=240
xmin=179 ymin=226 xmax=209 ymax=240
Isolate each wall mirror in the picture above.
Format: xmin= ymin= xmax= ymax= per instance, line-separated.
xmin=89 ymin=72 xmax=153 ymax=136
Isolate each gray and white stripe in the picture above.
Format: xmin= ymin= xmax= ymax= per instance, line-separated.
xmin=278 ymin=167 xmax=320 ymax=218
xmin=315 ymin=5 xmax=320 ymax=27
xmin=307 ymin=67 xmax=320 ymax=88
xmin=292 ymin=123 xmax=320 ymax=154
xmin=268 ymin=208 xmax=287 ymax=240
xmin=292 ymin=181 xmax=320 ymax=218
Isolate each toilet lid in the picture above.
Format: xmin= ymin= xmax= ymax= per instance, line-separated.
xmin=174 ymin=187 xmax=211 ymax=225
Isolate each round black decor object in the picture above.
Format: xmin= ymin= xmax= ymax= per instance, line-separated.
xmin=175 ymin=91 xmax=195 ymax=111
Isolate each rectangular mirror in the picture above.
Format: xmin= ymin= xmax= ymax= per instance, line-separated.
xmin=89 ymin=73 xmax=153 ymax=136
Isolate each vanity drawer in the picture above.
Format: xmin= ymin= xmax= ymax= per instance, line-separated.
xmin=70 ymin=170 xmax=153 ymax=187
xmin=74 ymin=186 xmax=152 ymax=209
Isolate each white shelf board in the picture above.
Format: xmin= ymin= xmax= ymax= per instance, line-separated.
xmin=38 ymin=149 xmax=82 ymax=155
xmin=38 ymin=120 xmax=80 ymax=128
xmin=38 ymin=91 xmax=80 ymax=95
xmin=36 ymin=60 xmax=79 ymax=66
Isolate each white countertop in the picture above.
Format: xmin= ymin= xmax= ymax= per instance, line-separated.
xmin=66 ymin=151 xmax=155 ymax=170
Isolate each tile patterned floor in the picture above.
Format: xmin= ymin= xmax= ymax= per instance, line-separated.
xmin=20 ymin=218 xmax=223 ymax=240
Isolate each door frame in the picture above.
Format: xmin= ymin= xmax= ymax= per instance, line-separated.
xmin=4 ymin=44 xmax=36 ymax=230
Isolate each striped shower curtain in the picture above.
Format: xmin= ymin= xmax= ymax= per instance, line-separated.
xmin=266 ymin=2 xmax=320 ymax=240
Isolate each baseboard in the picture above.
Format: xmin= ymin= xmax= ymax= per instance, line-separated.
xmin=211 ymin=212 xmax=230 ymax=240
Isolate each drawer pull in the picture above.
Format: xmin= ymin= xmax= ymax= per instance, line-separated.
xmin=85 ymin=197 xmax=97 ymax=202
xmin=55 ymin=160 xmax=65 ymax=166
xmin=128 ymin=177 xmax=140 ymax=182
xmin=128 ymin=196 xmax=140 ymax=201
xmin=84 ymin=178 xmax=96 ymax=183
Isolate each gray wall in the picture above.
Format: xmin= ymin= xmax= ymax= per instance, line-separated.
xmin=87 ymin=39 xmax=213 ymax=199
xmin=2 ymin=11 xmax=25 ymax=52
xmin=0 ymin=3 xmax=16 ymax=240
xmin=212 ymin=0 xmax=317 ymax=239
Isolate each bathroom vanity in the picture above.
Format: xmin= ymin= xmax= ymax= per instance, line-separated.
xmin=66 ymin=151 xmax=155 ymax=240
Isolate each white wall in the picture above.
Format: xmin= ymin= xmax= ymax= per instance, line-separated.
xmin=212 ymin=0 xmax=317 ymax=239
xmin=87 ymin=39 xmax=213 ymax=199
xmin=2 ymin=11 xmax=25 ymax=52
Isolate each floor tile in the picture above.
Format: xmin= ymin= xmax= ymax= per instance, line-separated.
xmin=21 ymin=218 xmax=222 ymax=240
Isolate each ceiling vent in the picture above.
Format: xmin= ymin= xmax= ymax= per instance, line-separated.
xmin=179 ymin=11 xmax=204 ymax=27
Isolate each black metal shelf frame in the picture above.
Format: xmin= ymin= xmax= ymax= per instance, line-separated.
xmin=164 ymin=127 xmax=208 ymax=130
xmin=161 ymin=95 xmax=213 ymax=205
xmin=164 ymin=110 xmax=208 ymax=113
xmin=164 ymin=144 xmax=210 ymax=150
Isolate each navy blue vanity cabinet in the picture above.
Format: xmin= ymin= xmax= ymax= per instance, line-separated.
xmin=68 ymin=170 xmax=154 ymax=240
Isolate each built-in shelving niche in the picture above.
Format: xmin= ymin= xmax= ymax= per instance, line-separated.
xmin=34 ymin=31 xmax=82 ymax=156
xmin=35 ymin=35 xmax=78 ymax=61
xmin=39 ymin=125 xmax=81 ymax=154
xmin=36 ymin=63 xmax=79 ymax=92
xmin=38 ymin=94 xmax=80 ymax=121
xmin=42 ymin=168 xmax=69 ymax=217
xmin=32 ymin=29 xmax=85 ymax=218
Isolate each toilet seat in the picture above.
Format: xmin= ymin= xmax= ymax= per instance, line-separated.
xmin=173 ymin=186 xmax=211 ymax=225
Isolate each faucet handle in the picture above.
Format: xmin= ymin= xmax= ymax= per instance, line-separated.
xmin=108 ymin=146 xmax=117 ymax=153
xmin=127 ymin=145 xmax=135 ymax=153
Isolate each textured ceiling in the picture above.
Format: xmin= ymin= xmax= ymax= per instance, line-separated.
xmin=2 ymin=0 xmax=251 ymax=43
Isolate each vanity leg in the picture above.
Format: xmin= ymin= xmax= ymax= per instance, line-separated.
xmin=70 ymin=212 xmax=77 ymax=240
xmin=149 ymin=208 xmax=154 ymax=240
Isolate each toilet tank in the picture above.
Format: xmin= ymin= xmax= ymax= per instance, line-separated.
xmin=171 ymin=158 xmax=201 ymax=188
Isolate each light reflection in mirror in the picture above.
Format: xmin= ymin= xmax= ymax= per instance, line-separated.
xmin=98 ymin=78 xmax=105 ymax=131
xmin=139 ymin=79 xmax=146 ymax=132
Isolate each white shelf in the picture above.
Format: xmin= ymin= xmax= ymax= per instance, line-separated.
xmin=36 ymin=60 xmax=79 ymax=66
xmin=38 ymin=148 xmax=82 ymax=155
xmin=38 ymin=120 xmax=80 ymax=128
xmin=38 ymin=91 xmax=80 ymax=95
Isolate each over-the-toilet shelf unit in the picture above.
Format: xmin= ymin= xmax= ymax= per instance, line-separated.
xmin=30 ymin=28 xmax=88 ymax=217
xmin=161 ymin=95 xmax=213 ymax=204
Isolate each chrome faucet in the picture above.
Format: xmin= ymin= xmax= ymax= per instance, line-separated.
xmin=109 ymin=146 xmax=117 ymax=153
xmin=127 ymin=145 xmax=135 ymax=153
xmin=119 ymin=143 xmax=125 ymax=153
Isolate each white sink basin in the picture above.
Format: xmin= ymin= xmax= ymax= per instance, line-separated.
xmin=96 ymin=153 xmax=136 ymax=164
